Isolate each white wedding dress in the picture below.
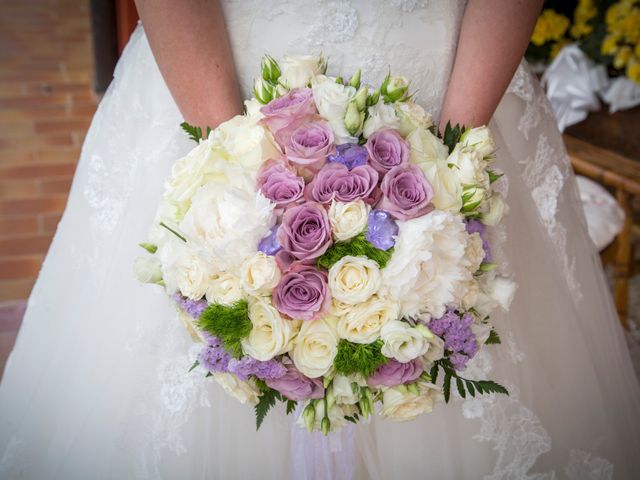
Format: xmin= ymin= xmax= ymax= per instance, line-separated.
xmin=1 ymin=1 xmax=640 ymax=479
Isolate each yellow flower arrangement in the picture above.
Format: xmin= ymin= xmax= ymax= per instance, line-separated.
xmin=602 ymin=0 xmax=640 ymax=83
xmin=571 ymin=0 xmax=598 ymax=38
xmin=531 ymin=9 xmax=571 ymax=46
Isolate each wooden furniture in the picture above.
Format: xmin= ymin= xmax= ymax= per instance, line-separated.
xmin=564 ymin=133 xmax=640 ymax=329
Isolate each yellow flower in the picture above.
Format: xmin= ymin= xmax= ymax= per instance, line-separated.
xmin=627 ymin=60 xmax=640 ymax=84
xmin=614 ymin=46 xmax=633 ymax=68
xmin=601 ymin=34 xmax=621 ymax=56
xmin=571 ymin=0 xmax=597 ymax=39
xmin=531 ymin=9 xmax=570 ymax=46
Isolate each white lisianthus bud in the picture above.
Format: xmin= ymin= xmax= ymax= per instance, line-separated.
xmin=482 ymin=193 xmax=508 ymax=226
xmin=328 ymin=200 xmax=370 ymax=241
xmin=329 ymin=255 xmax=382 ymax=305
xmin=395 ymin=101 xmax=434 ymax=137
xmin=381 ymin=74 xmax=410 ymax=103
xmin=353 ymin=86 xmax=368 ymax=111
xmin=380 ymin=320 xmax=428 ymax=363
xmin=348 ymin=69 xmax=362 ymax=89
xmin=253 ymin=77 xmax=276 ymax=104
xmin=261 ymin=54 xmax=281 ymax=84
xmin=133 ymin=256 xmax=163 ymax=284
xmin=344 ymin=100 xmax=365 ymax=136
xmin=460 ymin=126 xmax=496 ymax=158
xmin=362 ymin=101 xmax=401 ymax=138
xmin=302 ymin=401 xmax=316 ymax=432
xmin=461 ymin=185 xmax=487 ymax=213
xmin=279 ymin=54 xmax=326 ymax=89
xmin=240 ymin=252 xmax=281 ymax=296
xmin=332 ymin=375 xmax=359 ymax=405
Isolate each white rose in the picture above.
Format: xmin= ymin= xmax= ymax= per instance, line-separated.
xmin=179 ymin=183 xmax=275 ymax=271
xmin=312 ymin=75 xmax=358 ymax=144
xmin=362 ymin=101 xmax=401 ymax=138
xmin=205 ymin=271 xmax=243 ymax=305
xmin=465 ymin=233 xmax=485 ymax=273
xmin=133 ymin=256 xmax=162 ymax=284
xmin=210 ymin=114 xmax=280 ymax=171
xmin=331 ymin=375 xmax=359 ymax=405
xmin=293 ymin=316 xmax=339 ymax=378
xmin=380 ymin=382 xmax=443 ymax=421
xmin=461 ymin=126 xmax=496 ymax=158
xmin=328 ymin=200 xmax=370 ymax=241
xmin=447 ymin=145 xmax=488 ymax=187
xmin=329 ymin=255 xmax=382 ymax=305
xmin=212 ymin=372 xmax=260 ymax=406
xmin=416 ymin=158 xmax=463 ymax=213
xmin=242 ymin=296 xmax=300 ymax=361
xmin=331 ymin=298 xmax=352 ymax=318
xmin=159 ymin=241 xmax=211 ymax=300
xmin=482 ymin=193 xmax=508 ymax=226
xmin=240 ymin=253 xmax=281 ymax=296
xmin=407 ymin=127 xmax=449 ymax=164
xmin=380 ymin=320 xmax=428 ymax=363
xmin=337 ymin=294 xmax=399 ymax=344
xmin=279 ymin=54 xmax=325 ymax=89
xmin=395 ymin=101 xmax=433 ymax=137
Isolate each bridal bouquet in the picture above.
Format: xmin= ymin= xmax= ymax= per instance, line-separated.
xmin=135 ymin=54 xmax=515 ymax=434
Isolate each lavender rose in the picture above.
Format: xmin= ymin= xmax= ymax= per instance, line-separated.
xmin=277 ymin=202 xmax=332 ymax=261
xmin=307 ymin=163 xmax=379 ymax=204
xmin=365 ymin=129 xmax=409 ymax=174
xmin=260 ymin=88 xmax=317 ymax=135
xmin=273 ymin=264 xmax=330 ymax=320
xmin=257 ymin=159 xmax=305 ymax=208
xmin=367 ymin=358 xmax=423 ymax=387
xmin=328 ymin=143 xmax=369 ymax=170
xmin=378 ymin=164 xmax=434 ymax=220
xmin=281 ymin=118 xmax=335 ymax=167
xmin=266 ymin=358 xmax=325 ymax=401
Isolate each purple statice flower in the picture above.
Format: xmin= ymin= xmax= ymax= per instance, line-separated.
xmin=327 ymin=143 xmax=369 ymax=170
xmin=465 ymin=219 xmax=492 ymax=263
xmin=428 ymin=309 xmax=479 ymax=371
xmin=199 ymin=335 xmax=231 ymax=373
xmin=227 ymin=356 xmax=287 ymax=381
xmin=366 ymin=209 xmax=398 ymax=251
xmin=172 ymin=293 xmax=208 ymax=319
xmin=258 ymin=225 xmax=282 ymax=256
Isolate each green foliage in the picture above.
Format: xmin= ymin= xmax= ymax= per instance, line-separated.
xmin=432 ymin=359 xmax=508 ymax=403
xmin=254 ymin=387 xmax=281 ymax=430
xmin=286 ymin=400 xmax=297 ymax=415
xmin=159 ymin=221 xmax=186 ymax=242
xmin=485 ymin=329 xmax=502 ymax=345
xmin=138 ymin=242 xmax=158 ymax=254
xmin=196 ymin=300 xmax=252 ymax=358
xmin=180 ymin=121 xmax=212 ymax=143
xmin=487 ymin=169 xmax=504 ymax=184
xmin=334 ymin=340 xmax=388 ymax=378
xmin=441 ymin=121 xmax=467 ymax=154
xmin=317 ymin=234 xmax=394 ymax=270
xmin=188 ymin=360 xmax=200 ymax=373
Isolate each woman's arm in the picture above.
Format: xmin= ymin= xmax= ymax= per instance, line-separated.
xmin=439 ymin=0 xmax=543 ymax=129
xmin=135 ymin=0 xmax=242 ymax=129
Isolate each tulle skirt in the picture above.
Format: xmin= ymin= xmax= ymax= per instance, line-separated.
xmin=1 ymin=27 xmax=639 ymax=480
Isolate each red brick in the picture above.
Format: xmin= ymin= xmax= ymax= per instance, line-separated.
xmin=0 ymin=216 xmax=39 ymax=237
xmin=0 ymin=278 xmax=35 ymax=302
xmin=0 ymin=235 xmax=52 ymax=256
xmin=0 ymin=255 xmax=44 ymax=280
xmin=0 ymin=180 xmax=39 ymax=198
xmin=0 ymin=195 xmax=68 ymax=216
xmin=0 ymin=162 xmax=76 ymax=180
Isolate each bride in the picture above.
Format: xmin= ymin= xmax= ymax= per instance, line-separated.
xmin=1 ymin=0 xmax=639 ymax=478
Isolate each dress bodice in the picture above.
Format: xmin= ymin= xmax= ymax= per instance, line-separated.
xmin=220 ymin=0 xmax=467 ymax=119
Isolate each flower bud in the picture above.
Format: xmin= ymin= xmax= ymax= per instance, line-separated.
xmin=353 ymin=86 xmax=368 ymax=111
xmin=344 ymin=101 xmax=365 ymax=136
xmin=133 ymin=256 xmax=163 ymax=284
xmin=321 ymin=417 xmax=331 ymax=435
xmin=381 ymin=73 xmax=410 ymax=103
xmin=253 ymin=77 xmax=275 ymax=104
xmin=407 ymin=383 xmax=420 ymax=395
xmin=261 ymin=55 xmax=281 ymax=84
xmin=335 ymin=76 xmax=344 ymax=85
xmin=348 ymin=68 xmax=362 ymax=89
xmin=303 ymin=402 xmax=316 ymax=432
xmin=326 ymin=385 xmax=336 ymax=410
xmin=414 ymin=323 xmax=434 ymax=339
xmin=461 ymin=185 xmax=486 ymax=213
xmin=367 ymin=90 xmax=380 ymax=107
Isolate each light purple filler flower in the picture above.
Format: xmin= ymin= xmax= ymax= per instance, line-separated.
xmin=465 ymin=219 xmax=492 ymax=263
xmin=368 ymin=358 xmax=423 ymax=387
xmin=277 ymin=202 xmax=332 ymax=261
xmin=378 ymin=164 xmax=434 ymax=220
xmin=199 ymin=335 xmax=231 ymax=373
xmin=266 ymin=359 xmax=325 ymax=401
xmin=227 ymin=356 xmax=287 ymax=381
xmin=257 ymin=159 xmax=305 ymax=208
xmin=307 ymin=162 xmax=379 ymax=204
xmin=328 ymin=143 xmax=369 ymax=170
xmin=273 ymin=264 xmax=329 ymax=321
xmin=365 ymin=129 xmax=409 ymax=174
xmin=366 ymin=209 xmax=398 ymax=251
xmin=173 ymin=294 xmax=208 ymax=319
xmin=260 ymin=88 xmax=317 ymax=135
xmin=428 ymin=309 xmax=479 ymax=371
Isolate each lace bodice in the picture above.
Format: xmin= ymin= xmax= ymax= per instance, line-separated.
xmin=221 ymin=0 xmax=467 ymax=119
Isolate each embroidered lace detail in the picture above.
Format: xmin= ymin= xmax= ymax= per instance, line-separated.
xmin=308 ymin=1 xmax=359 ymax=46
xmin=389 ymin=0 xmax=427 ymax=12
xmin=564 ymin=450 xmax=614 ymax=480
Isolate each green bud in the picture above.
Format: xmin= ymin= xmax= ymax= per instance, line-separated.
xmin=414 ymin=323 xmax=434 ymax=339
xmin=138 ymin=242 xmax=157 ymax=254
xmin=275 ymin=83 xmax=288 ymax=97
xmin=303 ymin=402 xmax=316 ymax=432
xmin=318 ymin=54 xmax=328 ymax=74
xmin=381 ymin=73 xmax=410 ymax=103
xmin=321 ymin=417 xmax=331 ymax=436
xmin=420 ymin=372 xmax=432 ymax=383
xmin=366 ymin=89 xmax=380 ymax=107
xmin=326 ymin=385 xmax=336 ymax=410
xmin=478 ymin=262 xmax=497 ymax=273
xmin=407 ymin=383 xmax=420 ymax=395
xmin=348 ymin=68 xmax=362 ymax=89
xmin=344 ymin=101 xmax=365 ymax=136
xmin=261 ymin=55 xmax=281 ymax=84
xmin=253 ymin=78 xmax=275 ymax=104
xmin=335 ymin=76 xmax=344 ymax=85
xmin=353 ymin=86 xmax=368 ymax=111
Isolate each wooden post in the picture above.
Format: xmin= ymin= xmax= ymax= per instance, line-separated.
xmin=613 ymin=189 xmax=632 ymax=330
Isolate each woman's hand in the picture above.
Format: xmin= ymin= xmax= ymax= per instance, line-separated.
xmin=135 ymin=0 xmax=243 ymax=131
xmin=439 ymin=0 xmax=543 ymax=130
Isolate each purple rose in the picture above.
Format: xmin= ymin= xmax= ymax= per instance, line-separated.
xmin=260 ymin=88 xmax=317 ymax=135
xmin=277 ymin=202 xmax=332 ymax=261
xmin=366 ymin=209 xmax=398 ymax=251
xmin=328 ymin=143 xmax=369 ymax=170
xmin=280 ymin=118 xmax=335 ymax=168
xmin=273 ymin=264 xmax=330 ymax=320
xmin=365 ymin=129 xmax=409 ymax=174
xmin=307 ymin=163 xmax=379 ymax=204
xmin=367 ymin=358 xmax=423 ymax=387
xmin=266 ymin=358 xmax=324 ymax=401
xmin=257 ymin=158 xmax=305 ymax=208
xmin=378 ymin=164 xmax=434 ymax=220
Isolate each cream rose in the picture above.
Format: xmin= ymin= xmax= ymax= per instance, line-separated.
xmin=482 ymin=193 xmax=508 ymax=226
xmin=279 ymin=54 xmax=326 ymax=89
xmin=159 ymin=241 xmax=211 ymax=300
xmin=461 ymin=126 xmax=496 ymax=158
xmin=465 ymin=233 xmax=486 ymax=273
xmin=329 ymin=255 xmax=382 ymax=305
xmin=212 ymin=372 xmax=260 ymax=406
xmin=205 ymin=270 xmax=243 ymax=305
xmin=407 ymin=127 xmax=449 ymax=164
xmin=292 ymin=316 xmax=339 ymax=378
xmin=395 ymin=101 xmax=433 ymax=137
xmin=328 ymin=200 xmax=370 ymax=241
xmin=241 ymin=296 xmax=300 ymax=361
xmin=380 ymin=381 xmax=443 ymax=421
xmin=312 ymin=75 xmax=358 ymax=144
xmin=363 ymin=101 xmax=401 ymax=138
xmin=240 ymin=252 xmax=281 ymax=296
xmin=447 ymin=145 xmax=489 ymax=188
xmin=337 ymin=294 xmax=399 ymax=344
xmin=380 ymin=320 xmax=428 ymax=363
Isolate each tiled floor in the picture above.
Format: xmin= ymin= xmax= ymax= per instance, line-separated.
xmin=0 ymin=0 xmax=97 ymax=376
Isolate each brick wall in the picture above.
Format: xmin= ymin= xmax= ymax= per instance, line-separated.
xmin=0 ymin=0 xmax=97 ymax=304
